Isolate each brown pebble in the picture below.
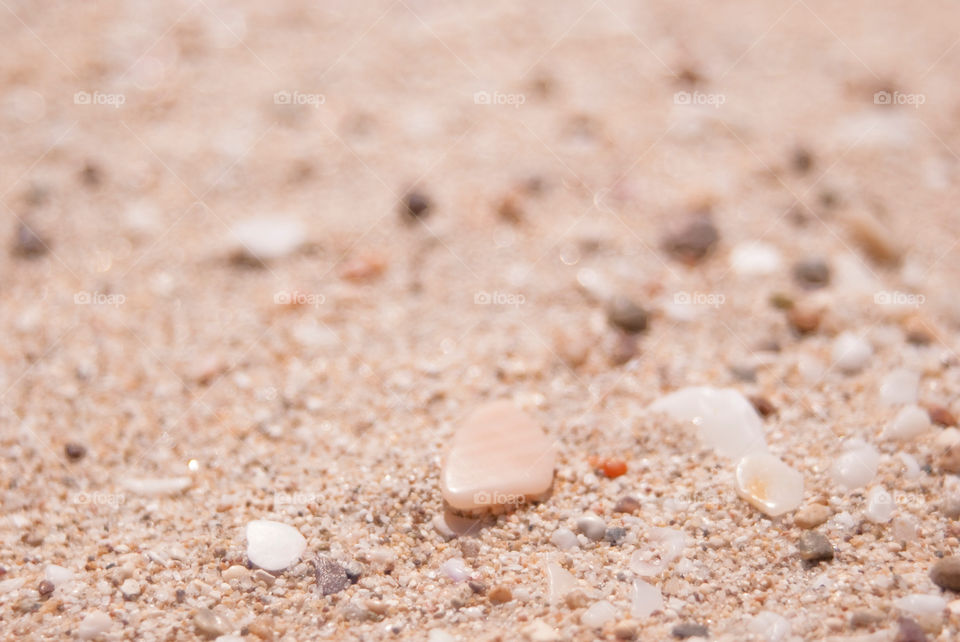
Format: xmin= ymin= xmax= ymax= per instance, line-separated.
xmin=400 ymin=189 xmax=431 ymax=221
xmin=894 ymin=617 xmax=928 ymax=642
xmin=791 ymin=147 xmax=814 ymax=174
xmin=607 ymin=297 xmax=649 ymax=334
xmin=848 ymin=211 xmax=902 ymax=265
xmin=662 ymin=214 xmax=719 ymax=264
xmin=937 ymin=440 xmax=960 ymax=474
xmin=787 ymin=302 xmax=822 ymax=334
xmin=487 ymin=584 xmax=512 ymax=604
xmin=37 ymin=580 xmax=54 ymax=597
xmin=467 ymin=580 xmax=486 ymax=595
xmin=672 ymin=622 xmax=710 ymax=638
xmin=903 ymin=315 xmax=934 ymax=345
xmin=930 ymin=555 xmax=960 ymax=591
xmin=614 ymin=496 xmax=641 ymax=514
xmin=749 ymin=395 xmax=777 ymax=418
xmin=850 ymin=610 xmax=884 ymax=629
xmin=927 ymin=405 xmax=957 ymax=427
xmin=614 ymin=619 xmax=638 ymax=640
xmin=609 ymin=332 xmax=637 ymax=366
xmin=12 ymin=222 xmax=48 ymax=258
xmin=792 ymin=257 xmax=831 ymax=289
xmin=769 ymin=292 xmax=794 ymax=310
xmin=64 ymin=442 xmax=87 ymax=461
xmin=794 ymin=503 xmax=831 ymax=529
xmin=564 ymin=588 xmax=589 ymax=609
xmin=797 ymin=531 xmax=834 ymax=562
xmin=80 ymin=161 xmax=102 ymax=187
xmin=339 ymin=250 xmax=386 ymax=282
xmin=497 ymin=191 xmax=524 ymax=224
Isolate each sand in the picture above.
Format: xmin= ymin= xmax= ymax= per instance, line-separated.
xmin=3 ymin=1 xmax=960 ymax=640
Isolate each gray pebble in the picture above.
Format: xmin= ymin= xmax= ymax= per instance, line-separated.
xmin=607 ymin=297 xmax=649 ymax=334
xmin=604 ymin=527 xmax=627 ymax=545
xmin=315 ymin=555 xmax=350 ymax=596
xmin=930 ymin=555 xmax=960 ymax=591
xmin=792 ymin=257 xmax=831 ymax=289
xmin=672 ymin=622 xmax=709 ymax=639
xmin=797 ymin=531 xmax=834 ymax=562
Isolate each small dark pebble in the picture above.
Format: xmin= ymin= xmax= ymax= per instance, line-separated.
xmin=672 ymin=622 xmax=709 ymax=639
xmin=894 ymin=617 xmax=927 ymax=642
xmin=13 ymin=222 xmax=48 ymax=258
xmin=604 ymin=527 xmax=627 ymax=545
xmin=467 ymin=580 xmax=486 ymax=595
xmin=315 ymin=555 xmax=350 ymax=596
xmin=344 ymin=560 xmax=363 ymax=584
xmin=787 ymin=304 xmax=821 ymax=335
xmin=400 ymin=190 xmax=431 ymax=221
xmin=662 ymin=214 xmax=719 ymax=265
xmin=792 ymin=257 xmax=831 ymax=289
xmin=607 ymin=297 xmax=649 ymax=334
xmin=927 ymin=405 xmax=957 ymax=427
xmin=729 ymin=364 xmax=756 ymax=383
xmin=37 ymin=580 xmax=54 ymax=597
xmin=930 ymin=555 xmax=960 ymax=591
xmin=796 ymin=531 xmax=834 ymax=562
xmin=80 ymin=161 xmax=102 ymax=187
xmin=176 ymin=589 xmax=186 ymax=603
xmin=64 ymin=442 xmax=87 ymax=461
xmin=748 ymin=395 xmax=777 ymax=418
xmin=613 ymin=496 xmax=641 ymax=514
xmin=769 ymin=292 xmax=794 ymax=310
xmin=791 ymin=147 xmax=813 ymax=174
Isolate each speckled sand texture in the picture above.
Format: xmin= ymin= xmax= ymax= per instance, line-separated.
xmin=4 ymin=1 xmax=960 ymax=641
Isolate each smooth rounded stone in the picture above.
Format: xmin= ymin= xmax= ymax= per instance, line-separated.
xmin=487 ymin=584 xmax=512 ymax=604
xmin=796 ymin=532 xmax=834 ymax=562
xmin=315 ymin=555 xmax=350 ymax=595
xmin=830 ymin=442 xmax=880 ymax=491
xmin=630 ymin=579 xmax=663 ymax=618
xmin=792 ymin=257 xmax=831 ymax=289
xmin=936 ymin=428 xmax=960 ymax=474
xmin=649 ymin=387 xmax=767 ymax=459
xmin=880 ymin=369 xmax=920 ymax=405
xmin=631 ymin=528 xmax=686 ymax=576
xmin=193 ymin=608 xmax=233 ymax=639
xmin=120 ymin=578 xmax=141 ymax=599
xmin=607 ymin=296 xmax=649 ymax=333
xmin=883 ymin=405 xmax=932 ymax=441
xmin=672 ymin=623 xmax=710 ymax=639
xmin=831 ymin=332 xmax=873 ymax=374
xmin=245 ymin=520 xmax=306 ymax=571
xmin=545 ymin=561 xmax=578 ymax=603
xmin=794 ymin=503 xmax=831 ymax=529
xmin=930 ymin=556 xmax=960 ymax=591
xmin=581 ymin=599 xmax=618 ymax=628
xmin=894 ymin=594 xmax=946 ymax=617
xmin=613 ymin=619 xmax=639 ymax=640
xmin=748 ymin=611 xmax=791 ymax=642
xmin=440 ymin=558 xmax=470 ymax=583
xmin=734 ymin=454 xmax=804 ymax=517
xmin=550 ymin=527 xmax=579 ymax=550
xmin=894 ymin=617 xmax=927 ymax=642
xmin=76 ymin=611 xmax=113 ymax=640
xmin=614 ymin=496 xmax=642 ymax=514
xmin=44 ymin=564 xmax=74 ymax=587
xmin=898 ymin=452 xmax=922 ymax=480
xmin=576 ymin=515 xmax=607 ymax=541
xmin=928 ymin=405 xmax=957 ymax=427
xmin=730 ymin=241 xmax=781 ymax=276
xmin=120 ymin=476 xmax=191 ymax=496
xmin=662 ymin=215 xmax=719 ymax=264
xmin=864 ymin=486 xmax=895 ymax=523
xmin=222 ymin=565 xmax=247 ymax=581
xmin=432 ymin=510 xmax=481 ymax=540
xmin=441 ymin=401 xmax=556 ymax=511
xmin=231 ymin=218 xmax=305 ymax=262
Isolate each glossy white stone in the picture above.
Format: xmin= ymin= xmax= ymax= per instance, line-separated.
xmin=232 ymin=218 xmax=305 ymax=261
xmin=441 ymin=401 xmax=556 ymax=511
xmin=630 ymin=579 xmax=664 ymax=618
xmin=864 ymin=486 xmax=894 ymax=523
xmin=730 ymin=241 xmax=782 ymax=276
xmin=245 ymin=520 xmax=306 ymax=571
xmin=581 ymin=600 xmax=617 ymax=628
xmin=545 ymin=562 xmax=578 ymax=604
xmin=649 ymin=387 xmax=767 ymax=459
xmin=830 ymin=442 xmax=880 ymax=491
xmin=734 ymin=454 xmax=804 ymax=517
xmin=879 ymin=369 xmax=919 ymax=405
xmin=883 ymin=404 xmax=931 ymax=441
xmin=831 ymin=332 xmax=872 ymax=374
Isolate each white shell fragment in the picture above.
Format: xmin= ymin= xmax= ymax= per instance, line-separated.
xmin=231 ymin=218 xmax=306 ymax=261
xmin=121 ymin=476 xmax=192 ymax=496
xmin=734 ymin=454 xmax=804 ymax=517
xmin=649 ymin=387 xmax=767 ymax=459
xmin=730 ymin=241 xmax=782 ymax=276
xmin=441 ymin=401 xmax=556 ymax=511
xmin=581 ymin=600 xmax=617 ymax=628
xmin=545 ymin=561 xmax=578 ymax=603
xmin=245 ymin=520 xmax=306 ymax=571
xmin=883 ymin=405 xmax=932 ymax=441
xmin=630 ymin=578 xmax=664 ymax=618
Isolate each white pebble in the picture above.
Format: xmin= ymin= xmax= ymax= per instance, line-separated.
xmin=830 ymin=443 xmax=880 ymax=491
xmin=428 ymin=631 xmax=458 ymax=642
xmin=831 ymin=332 xmax=872 ymax=374
xmin=580 ymin=600 xmax=617 ymax=628
xmin=245 ymin=520 xmax=306 ymax=571
xmin=734 ymin=454 xmax=804 ymax=517
xmin=576 ymin=515 xmax=606 ymax=541
xmin=879 ymin=369 xmax=919 ymax=405
xmin=77 ymin=612 xmax=113 ymax=639
xmin=44 ymin=564 xmax=74 ymax=587
xmin=550 ymin=528 xmax=579 ymax=550
xmin=440 ymin=558 xmax=469 ymax=583
xmin=231 ymin=218 xmax=305 ymax=261
xmin=630 ymin=578 xmax=663 ymax=618
xmin=120 ymin=578 xmax=141 ymax=599
xmin=545 ymin=562 xmax=578 ymax=603
xmin=864 ymin=486 xmax=894 ymax=523
xmin=121 ymin=476 xmax=191 ymax=496
xmin=897 ymin=452 xmax=921 ymax=480
xmin=883 ymin=405 xmax=931 ymax=441
xmin=649 ymin=387 xmax=767 ymax=459
xmin=730 ymin=241 xmax=782 ymax=276
xmin=894 ymin=593 xmax=947 ymax=616
xmin=749 ymin=611 xmax=791 ymax=642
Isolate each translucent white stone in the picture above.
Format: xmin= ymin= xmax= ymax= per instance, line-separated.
xmin=545 ymin=562 xmax=578 ymax=603
xmin=864 ymin=486 xmax=894 ymax=523
xmin=748 ymin=611 xmax=791 ymax=642
xmin=830 ymin=443 xmax=880 ymax=490
xmin=44 ymin=564 xmax=74 ymax=587
xmin=730 ymin=242 xmax=782 ymax=276
xmin=734 ymin=454 xmax=804 ymax=517
xmin=897 ymin=452 xmax=921 ymax=480
xmin=441 ymin=401 xmax=556 ymax=511
xmin=649 ymin=387 xmax=767 ymax=459
xmin=440 ymin=558 xmax=469 ymax=583
xmin=630 ymin=528 xmax=686 ymax=576
xmin=831 ymin=332 xmax=872 ymax=374
xmin=894 ymin=594 xmax=947 ymax=616
xmin=550 ymin=528 xmax=579 ymax=550
xmin=883 ymin=405 xmax=931 ymax=441
xmin=231 ymin=218 xmax=305 ymax=261
xmin=892 ymin=516 xmax=918 ymax=541
xmin=77 ymin=612 xmax=113 ymax=640
xmin=879 ymin=369 xmax=919 ymax=405
xmin=630 ymin=579 xmax=664 ymax=618
xmin=581 ymin=600 xmax=617 ymax=628
xmin=245 ymin=520 xmax=306 ymax=571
